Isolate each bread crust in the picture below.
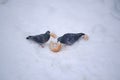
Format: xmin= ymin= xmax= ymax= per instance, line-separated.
xmin=49 ymin=41 xmax=62 ymax=52
xmin=83 ymin=34 xmax=89 ymax=40
xmin=50 ymin=33 xmax=57 ymax=38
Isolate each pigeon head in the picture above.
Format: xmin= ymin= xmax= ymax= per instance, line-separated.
xmin=77 ymin=33 xmax=85 ymax=37
xmin=57 ymin=37 xmax=62 ymax=42
xmin=45 ymin=31 xmax=50 ymax=34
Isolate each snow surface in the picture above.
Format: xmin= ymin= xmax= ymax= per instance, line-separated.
xmin=0 ymin=0 xmax=120 ymax=80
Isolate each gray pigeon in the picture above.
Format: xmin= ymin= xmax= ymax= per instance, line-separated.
xmin=26 ymin=31 xmax=50 ymax=47
xmin=57 ymin=33 xmax=85 ymax=45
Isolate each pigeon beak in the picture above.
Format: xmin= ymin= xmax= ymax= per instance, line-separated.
xmin=57 ymin=40 xmax=59 ymax=43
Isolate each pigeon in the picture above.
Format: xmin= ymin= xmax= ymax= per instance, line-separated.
xmin=26 ymin=31 xmax=50 ymax=47
xmin=57 ymin=33 xmax=86 ymax=45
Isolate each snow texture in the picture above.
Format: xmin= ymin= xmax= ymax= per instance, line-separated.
xmin=0 ymin=0 xmax=120 ymax=80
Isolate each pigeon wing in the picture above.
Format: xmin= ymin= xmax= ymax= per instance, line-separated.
xmin=32 ymin=34 xmax=45 ymax=43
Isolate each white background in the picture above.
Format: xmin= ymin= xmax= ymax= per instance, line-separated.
xmin=0 ymin=0 xmax=120 ymax=80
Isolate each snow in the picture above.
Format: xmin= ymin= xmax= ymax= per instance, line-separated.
xmin=0 ymin=0 xmax=120 ymax=80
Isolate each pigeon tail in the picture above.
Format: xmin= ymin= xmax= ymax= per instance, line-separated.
xmin=26 ymin=36 xmax=32 ymax=39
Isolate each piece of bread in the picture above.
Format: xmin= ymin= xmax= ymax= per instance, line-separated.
xmin=83 ymin=34 xmax=89 ymax=41
xmin=50 ymin=33 xmax=57 ymax=38
xmin=49 ymin=41 xmax=62 ymax=52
